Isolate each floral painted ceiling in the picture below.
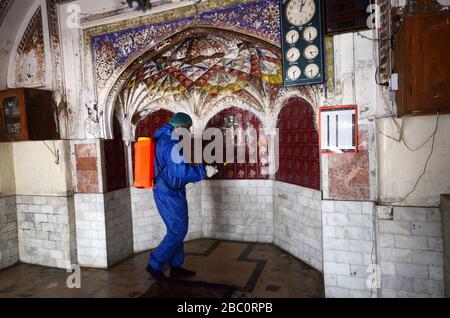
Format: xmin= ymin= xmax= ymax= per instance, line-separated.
xmin=116 ymin=34 xmax=283 ymax=124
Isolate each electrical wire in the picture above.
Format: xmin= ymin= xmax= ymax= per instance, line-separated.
xmin=375 ymin=65 xmax=389 ymax=87
xmin=42 ymin=141 xmax=60 ymax=165
xmin=391 ymin=113 xmax=440 ymax=203
xmin=375 ymin=113 xmax=440 ymax=153
xmin=356 ymin=32 xmax=391 ymax=42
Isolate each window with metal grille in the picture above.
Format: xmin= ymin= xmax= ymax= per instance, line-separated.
xmin=276 ymin=97 xmax=320 ymax=190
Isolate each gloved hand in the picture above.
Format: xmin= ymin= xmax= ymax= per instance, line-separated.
xmin=205 ymin=165 xmax=219 ymax=178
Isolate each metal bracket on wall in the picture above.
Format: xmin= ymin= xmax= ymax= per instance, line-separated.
xmin=42 ymin=140 xmax=60 ymax=165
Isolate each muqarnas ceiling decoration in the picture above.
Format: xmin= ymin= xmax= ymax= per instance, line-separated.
xmin=15 ymin=7 xmax=46 ymax=87
xmin=116 ymin=34 xmax=282 ymax=124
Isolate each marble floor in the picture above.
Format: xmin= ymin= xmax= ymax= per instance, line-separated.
xmin=0 ymin=239 xmax=324 ymax=298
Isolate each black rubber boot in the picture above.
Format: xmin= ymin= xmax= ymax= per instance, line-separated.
xmin=170 ymin=266 xmax=196 ymax=279
xmin=146 ymin=265 xmax=168 ymax=282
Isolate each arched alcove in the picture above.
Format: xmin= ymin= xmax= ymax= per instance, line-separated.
xmin=276 ymin=97 xmax=320 ymax=190
xmin=204 ymin=106 xmax=268 ymax=180
xmin=105 ymin=25 xmax=324 ymax=272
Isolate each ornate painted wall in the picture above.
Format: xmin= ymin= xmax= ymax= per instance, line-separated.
xmin=80 ymin=0 xmax=302 ymax=140
xmin=86 ymin=0 xmax=280 ymax=93
xmin=15 ymin=7 xmax=45 ymax=87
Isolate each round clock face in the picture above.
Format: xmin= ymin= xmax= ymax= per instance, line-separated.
xmin=286 ymin=47 xmax=301 ymax=63
xmin=303 ymin=26 xmax=318 ymax=41
xmin=286 ymin=30 xmax=300 ymax=44
xmin=287 ymin=65 xmax=301 ymax=81
xmin=304 ymin=63 xmax=320 ymax=79
xmin=286 ymin=0 xmax=316 ymax=26
xmin=304 ymin=44 xmax=319 ymax=60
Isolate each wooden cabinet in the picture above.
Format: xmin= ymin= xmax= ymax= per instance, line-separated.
xmin=0 ymin=88 xmax=59 ymax=141
xmin=395 ymin=10 xmax=450 ymax=116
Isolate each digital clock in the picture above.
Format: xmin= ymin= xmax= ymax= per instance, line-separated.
xmin=324 ymin=0 xmax=372 ymax=35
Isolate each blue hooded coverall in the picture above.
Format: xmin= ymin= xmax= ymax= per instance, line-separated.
xmin=148 ymin=123 xmax=206 ymax=270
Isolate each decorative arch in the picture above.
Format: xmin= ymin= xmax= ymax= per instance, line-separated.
xmin=204 ymin=106 xmax=268 ymax=180
xmin=7 ymin=1 xmax=53 ymax=90
xmin=275 ymin=97 xmax=320 ymax=190
xmin=200 ymin=95 xmax=267 ymax=131
xmin=272 ymin=86 xmax=320 ymax=125
xmin=105 ymin=27 xmax=282 ymax=140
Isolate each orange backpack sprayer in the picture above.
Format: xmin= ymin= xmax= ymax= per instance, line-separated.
xmin=134 ymin=137 xmax=155 ymax=189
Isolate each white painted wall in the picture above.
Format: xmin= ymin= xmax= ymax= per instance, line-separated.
xmin=377 ymin=115 xmax=450 ymax=207
xmin=13 ymin=140 xmax=73 ymax=196
xmin=0 ymin=143 xmax=16 ymax=196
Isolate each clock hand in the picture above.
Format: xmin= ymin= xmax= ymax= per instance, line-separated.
xmin=299 ymin=0 xmax=306 ymax=13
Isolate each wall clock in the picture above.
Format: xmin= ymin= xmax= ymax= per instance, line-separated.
xmin=280 ymin=0 xmax=325 ymax=86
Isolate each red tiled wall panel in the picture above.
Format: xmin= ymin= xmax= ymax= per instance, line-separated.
xmin=276 ymin=97 xmax=320 ymax=190
xmin=204 ymin=107 xmax=268 ymax=180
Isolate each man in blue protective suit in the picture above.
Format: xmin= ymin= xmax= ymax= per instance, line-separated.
xmin=146 ymin=112 xmax=218 ymax=281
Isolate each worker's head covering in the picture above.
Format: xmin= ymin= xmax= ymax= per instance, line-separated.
xmin=169 ymin=112 xmax=193 ymax=127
